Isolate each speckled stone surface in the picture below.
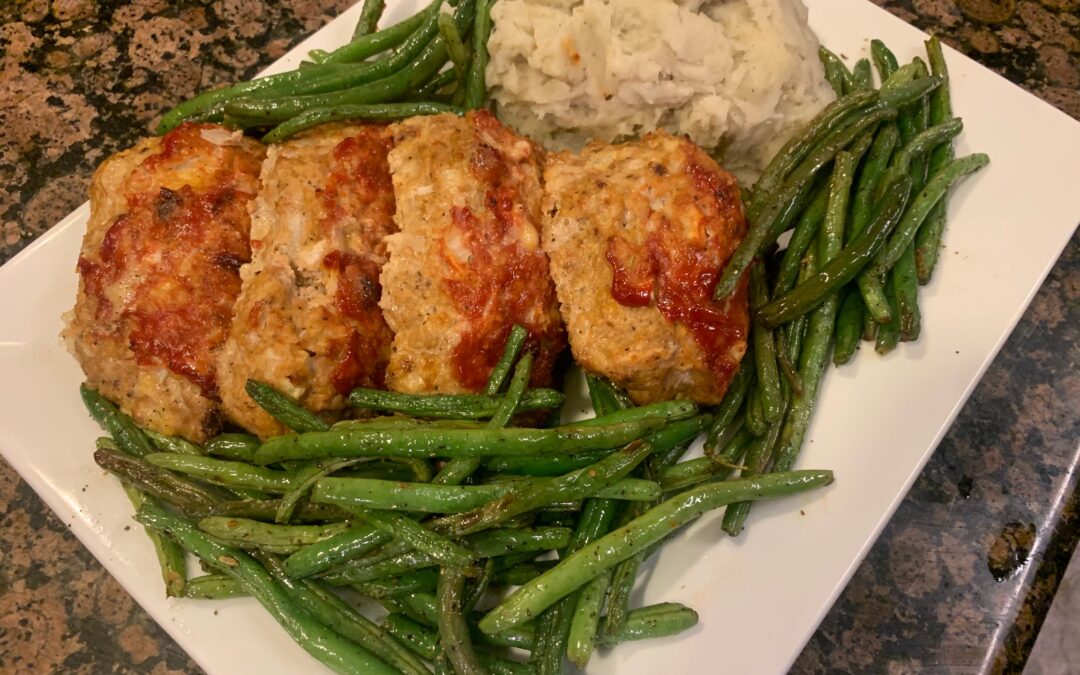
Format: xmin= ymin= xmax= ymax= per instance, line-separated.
xmin=0 ymin=1 xmax=1077 ymax=673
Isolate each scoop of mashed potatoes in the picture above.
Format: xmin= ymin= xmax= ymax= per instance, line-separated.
xmin=486 ymin=0 xmax=835 ymax=180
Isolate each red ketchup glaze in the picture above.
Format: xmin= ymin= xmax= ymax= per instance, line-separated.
xmin=605 ymin=148 xmax=749 ymax=386
xmin=78 ymin=123 xmax=261 ymax=398
xmin=439 ymin=116 xmax=565 ymax=390
xmin=319 ymin=129 xmax=396 ymax=395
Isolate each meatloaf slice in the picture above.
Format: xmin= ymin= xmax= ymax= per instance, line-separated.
xmin=64 ymin=123 xmax=264 ymax=442
xmin=216 ymin=123 xmax=397 ymax=438
xmin=380 ymin=111 xmax=565 ymax=393
xmin=541 ymin=131 xmax=749 ymax=404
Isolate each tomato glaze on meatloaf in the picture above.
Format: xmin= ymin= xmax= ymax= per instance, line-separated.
xmin=64 ymin=123 xmax=264 ymax=442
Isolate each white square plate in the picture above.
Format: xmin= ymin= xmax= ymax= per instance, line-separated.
xmin=1 ymin=1 xmax=1078 ymax=673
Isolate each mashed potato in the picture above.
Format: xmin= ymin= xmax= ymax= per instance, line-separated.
xmin=486 ymin=0 xmax=835 ymax=180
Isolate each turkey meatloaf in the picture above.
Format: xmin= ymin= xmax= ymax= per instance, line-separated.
xmin=541 ymin=131 xmax=750 ymax=405
xmin=216 ymin=123 xmax=397 ymax=438
xmin=380 ymin=111 xmax=565 ymax=393
xmin=64 ymin=123 xmax=265 ymax=442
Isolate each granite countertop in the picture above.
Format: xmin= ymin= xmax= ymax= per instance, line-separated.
xmin=1 ymin=1 xmax=1077 ymax=673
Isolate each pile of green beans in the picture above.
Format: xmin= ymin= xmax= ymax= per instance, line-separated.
xmin=157 ymin=0 xmax=498 ymax=142
xmin=83 ymin=319 xmax=832 ymax=673
xmin=701 ymin=36 xmax=986 ymax=538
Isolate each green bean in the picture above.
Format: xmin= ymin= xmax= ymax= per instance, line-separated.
xmin=437 ymin=12 xmax=470 ymax=85
xmin=95 ymin=446 xmax=221 ymax=517
xmin=482 ymin=451 xmax=608 ymax=477
xmin=384 ymin=613 xmax=533 ymax=675
xmin=477 ymin=324 xmax=527 ymax=395
xmin=356 ymin=508 xmax=479 ymax=570
xmin=254 ymin=416 xmax=667 ymax=464
xmin=755 ymin=174 xmax=913 ymax=328
xmin=660 ymin=456 xmax=734 ymax=491
xmin=488 ymin=351 xmax=533 ymax=429
xmin=751 ymin=89 xmax=877 ymax=214
xmin=349 ymin=387 xmax=564 ymax=419
xmin=464 ymin=0 xmax=494 ymax=109
xmin=818 ymin=47 xmax=853 ymax=96
xmin=146 ymin=452 xmax=293 ymax=492
xmin=720 ymin=413 xmax=786 ymax=537
xmin=245 ymin=380 xmax=329 ymax=433
xmin=831 ymin=288 xmax=862 ymax=366
xmin=415 ymin=68 xmax=458 ymax=100
xmin=205 ymin=433 xmax=261 ymax=462
xmin=397 ymin=591 xmax=538 ymax=649
xmin=532 ymin=483 xmax=622 ymax=673
xmin=585 ymin=373 xmax=635 ymax=414
xmin=752 ymin=262 xmax=785 ymax=426
xmin=894 ymin=243 xmax=921 ymax=341
xmin=284 ymin=523 xmax=389 ymax=579
xmin=182 ymin=574 xmax=245 ymax=600
xmin=225 ymin=0 xmax=474 ymax=126
xmin=198 ymin=517 xmax=349 ymax=550
xmin=743 ymin=383 xmax=767 ymax=436
xmin=715 ymin=104 xmax=895 ymax=301
xmin=851 ymin=58 xmax=873 ymax=90
xmin=875 ymin=274 xmax=901 ymax=355
xmin=264 ymin=101 xmax=461 ymax=144
xmin=437 ymin=566 xmax=487 ymax=675
xmin=703 ymin=358 xmax=752 ymax=458
xmin=773 ymin=182 xmax=828 ymax=295
xmin=210 ymin=498 xmax=349 ymax=523
xmin=849 ymin=124 xmax=900 ymax=242
xmin=493 ymin=560 xmax=555 ymax=586
xmin=80 ymin=385 xmax=156 ymax=458
xmin=317 ymin=3 xmax=435 ymax=64
xmin=352 ymin=0 xmax=386 ymax=40
xmin=870 ymin=39 xmax=899 ymax=82
xmin=431 ymin=439 xmax=653 ymax=538
xmin=436 ymin=349 xmax=535 ymax=485
xmin=276 ymin=459 xmax=360 ymax=524
xmin=596 ymin=602 xmax=699 ymax=646
xmin=874 ymin=117 xmax=962 ymax=206
xmin=158 ymin=64 xmax=354 ymax=132
xmin=383 ymin=613 xmax=443 ymax=660
xmin=566 ymin=568 xmax=609 ymax=668
xmin=769 ymin=153 xmax=854 ymax=473
xmin=144 ymin=430 xmax=204 ymax=456
xmin=255 ymin=551 xmax=431 ymax=675
xmin=879 ymin=75 xmax=942 ymax=110
xmin=915 ymin=36 xmax=956 ymax=284
xmin=136 ymin=503 xmax=401 ymax=675
xmin=479 ymin=470 xmax=834 ymax=633
xmin=312 ymin=475 xmax=656 ymax=513
xmin=866 ymin=154 xmax=989 ymax=284
xmin=355 ymin=569 xmax=440 ymax=599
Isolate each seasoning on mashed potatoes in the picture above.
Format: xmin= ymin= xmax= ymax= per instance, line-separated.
xmin=485 ymin=0 xmax=835 ymax=180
